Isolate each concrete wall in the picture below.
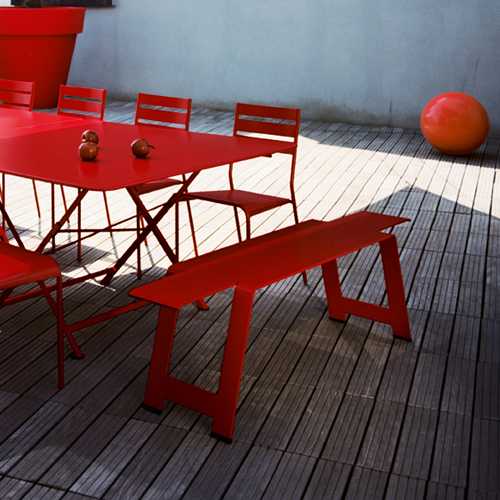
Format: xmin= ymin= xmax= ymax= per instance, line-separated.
xmin=70 ymin=0 xmax=500 ymax=133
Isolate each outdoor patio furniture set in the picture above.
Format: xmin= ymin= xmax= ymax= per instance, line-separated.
xmin=0 ymin=79 xmax=412 ymax=441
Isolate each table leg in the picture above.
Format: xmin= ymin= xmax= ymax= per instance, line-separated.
xmin=101 ymin=172 xmax=199 ymax=286
xmin=37 ymin=189 xmax=89 ymax=254
xmin=0 ymin=190 xmax=25 ymax=249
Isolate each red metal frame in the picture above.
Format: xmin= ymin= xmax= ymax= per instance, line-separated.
xmin=0 ymin=78 xmax=35 ymax=110
xmin=56 ymin=85 xmax=108 ymax=259
xmin=133 ymin=92 xmax=197 ymax=275
xmin=182 ymin=102 xmax=303 ymax=279
xmin=57 ymin=84 xmax=107 ymax=120
xmin=0 ymin=109 xmax=295 ymax=288
xmin=0 ymin=226 xmax=82 ymax=389
xmin=0 ymin=79 xmax=39 ymax=224
xmin=131 ymin=212 xmax=412 ymax=442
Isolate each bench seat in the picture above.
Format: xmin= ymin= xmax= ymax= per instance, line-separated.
xmin=130 ymin=211 xmax=411 ymax=442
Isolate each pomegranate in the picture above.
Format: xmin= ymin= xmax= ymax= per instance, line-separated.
xmin=79 ymin=141 xmax=99 ymax=162
xmin=131 ymin=138 xmax=155 ymax=159
xmin=81 ymin=130 xmax=99 ymax=144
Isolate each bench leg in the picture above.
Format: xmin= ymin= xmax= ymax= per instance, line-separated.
xmin=142 ymin=288 xmax=254 ymax=442
xmin=322 ymin=260 xmax=348 ymax=321
xmin=380 ymin=236 xmax=411 ymax=340
xmin=211 ymin=287 xmax=255 ymax=442
xmin=143 ymin=306 xmax=179 ymax=411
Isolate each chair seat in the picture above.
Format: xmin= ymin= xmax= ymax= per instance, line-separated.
xmin=185 ymin=189 xmax=291 ymax=216
xmin=0 ymin=242 xmax=60 ymax=290
xmin=135 ymin=178 xmax=182 ymax=196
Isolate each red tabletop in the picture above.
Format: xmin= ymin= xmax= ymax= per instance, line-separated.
xmin=0 ymin=115 xmax=295 ymax=191
xmin=0 ymin=108 xmax=90 ymax=139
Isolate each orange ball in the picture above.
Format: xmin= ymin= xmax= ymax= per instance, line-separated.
xmin=420 ymin=92 xmax=489 ymax=155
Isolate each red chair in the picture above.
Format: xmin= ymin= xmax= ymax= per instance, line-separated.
xmin=133 ymin=92 xmax=197 ymax=276
xmin=180 ymin=102 xmax=303 ymax=277
xmin=0 ymin=79 xmax=41 ymax=220
xmin=57 ymin=85 xmax=107 ymax=255
xmin=0 ymin=227 xmax=78 ymax=388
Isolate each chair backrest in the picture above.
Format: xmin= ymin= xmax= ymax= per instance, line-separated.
xmin=0 ymin=79 xmax=35 ymax=111
xmin=233 ymin=102 xmax=301 ymax=151
xmin=57 ymin=85 xmax=107 ymax=120
xmin=135 ymin=93 xmax=192 ymax=130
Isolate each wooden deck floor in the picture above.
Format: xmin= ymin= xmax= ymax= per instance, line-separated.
xmin=0 ymin=102 xmax=499 ymax=499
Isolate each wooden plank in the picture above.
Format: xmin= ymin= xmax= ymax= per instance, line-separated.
xmin=69 ymin=419 xmax=157 ymax=497
xmin=261 ymin=453 xmax=316 ymax=500
xmin=321 ymin=394 xmax=374 ymax=464
xmin=385 ymin=475 xmax=426 ymax=500
xmin=344 ymin=467 xmax=388 ymax=500
xmin=392 ymin=406 xmax=439 ymax=479
xmin=356 ymin=400 xmax=406 ymax=472
xmin=217 ymin=446 xmax=282 ymax=500
xmin=0 ymin=104 xmax=497 ymax=498
xmin=469 ymin=418 xmax=500 ymax=494
xmin=430 ymin=412 xmax=472 ymax=488
xmin=302 ymin=460 xmax=351 ymax=500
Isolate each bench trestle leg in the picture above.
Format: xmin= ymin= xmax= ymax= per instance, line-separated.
xmin=143 ymin=306 xmax=179 ymax=411
xmin=143 ymin=287 xmax=255 ymax=443
xmin=379 ymin=235 xmax=411 ymax=340
xmin=322 ymin=260 xmax=348 ymax=321
xmin=321 ymin=235 xmax=411 ymax=341
xmin=212 ymin=286 xmax=255 ymax=442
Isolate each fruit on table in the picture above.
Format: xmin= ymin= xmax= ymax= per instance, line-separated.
xmin=131 ymin=138 xmax=155 ymax=159
xmin=79 ymin=141 xmax=99 ymax=162
xmin=81 ymin=130 xmax=99 ymax=144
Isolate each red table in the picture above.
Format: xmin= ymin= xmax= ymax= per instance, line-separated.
xmin=0 ymin=108 xmax=88 ymax=139
xmin=0 ymin=109 xmax=295 ymax=287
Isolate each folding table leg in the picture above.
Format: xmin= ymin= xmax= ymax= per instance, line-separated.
xmin=143 ymin=306 xmax=179 ymax=411
xmin=0 ymin=189 xmax=24 ymax=249
xmin=39 ymin=281 xmax=84 ymax=360
xmin=211 ymin=286 xmax=255 ymax=442
xmin=102 ymin=172 xmax=200 ymax=286
xmin=322 ymin=260 xmax=348 ymax=321
xmin=38 ymin=189 xmax=89 ymax=254
xmin=379 ymin=235 xmax=411 ymax=340
xmin=1 ymin=173 xmax=4 ymax=231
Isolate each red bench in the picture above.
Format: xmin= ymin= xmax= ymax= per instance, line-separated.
xmin=130 ymin=211 xmax=411 ymax=442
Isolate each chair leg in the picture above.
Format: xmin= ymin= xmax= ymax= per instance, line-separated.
xmin=55 ymin=277 xmax=65 ymax=389
xmin=32 ymin=180 xmax=41 ymax=219
xmin=185 ymin=199 xmax=199 ymax=257
xmin=245 ymin=216 xmax=251 ymax=240
xmin=77 ymin=189 xmax=82 ymax=262
xmin=140 ymin=215 xmax=148 ymax=246
xmin=292 ymin=201 xmax=308 ymax=285
xmin=0 ymin=173 xmax=5 ymax=231
xmin=234 ymin=207 xmax=243 ymax=243
xmin=136 ymin=208 xmax=142 ymax=278
xmin=60 ymin=185 xmax=68 ymax=213
xmin=51 ymin=183 xmax=56 ymax=252
xmin=175 ymin=202 xmax=180 ymax=260
xmin=102 ymin=192 xmax=112 ymax=237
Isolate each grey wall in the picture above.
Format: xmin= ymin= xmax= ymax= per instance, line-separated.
xmin=70 ymin=0 xmax=500 ymax=133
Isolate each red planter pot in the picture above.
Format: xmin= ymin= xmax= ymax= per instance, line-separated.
xmin=0 ymin=7 xmax=85 ymax=108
